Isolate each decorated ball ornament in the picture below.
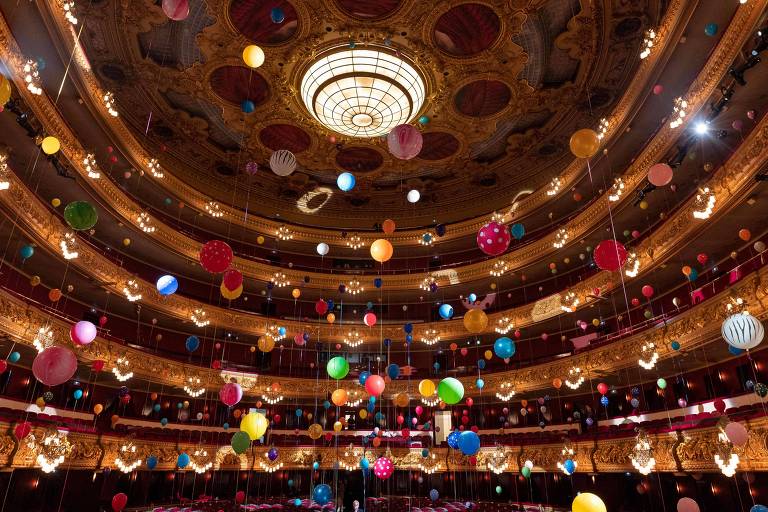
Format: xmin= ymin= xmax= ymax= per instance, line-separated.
xmin=722 ymin=312 xmax=764 ymax=351
xmin=199 ymin=240 xmax=233 ymax=273
xmin=648 ymin=163 xmax=674 ymax=187
xmin=370 ymin=239 xmax=394 ymax=263
xmin=572 ymin=493 xmax=607 ymax=512
xmin=593 ymin=239 xmax=628 ymax=271
xmin=269 ymin=149 xmax=297 ymax=176
xmin=476 ymin=221 xmax=511 ymax=256
xmin=64 ymin=201 xmax=98 ymax=231
xmin=387 ymin=125 xmax=423 ymax=160
xmin=373 ymin=456 xmax=394 ymax=479
xmin=463 ymin=308 xmax=488 ymax=333
xmin=569 ymin=129 xmax=600 ymax=159
xmin=242 ymin=45 xmax=265 ymax=68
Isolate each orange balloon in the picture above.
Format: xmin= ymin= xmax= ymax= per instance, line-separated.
xmin=233 ymin=409 xmax=242 ymax=418
xmin=331 ymin=388 xmax=348 ymax=406
xmin=739 ymin=229 xmax=751 ymax=241
xmin=48 ymin=288 xmax=62 ymax=302
xmin=552 ymin=378 xmax=562 ymax=389
xmin=326 ymin=313 xmax=336 ymax=324
xmin=372 ymin=437 xmax=381 ymax=447
xmin=521 ymin=399 xmax=528 ymax=407
xmin=569 ymin=128 xmax=600 ymax=158
xmin=150 ymin=392 xmax=158 ymax=401
xmin=382 ymin=219 xmax=396 ymax=235
xmin=93 ymin=403 xmax=103 ymax=414
xmin=111 ymin=414 xmax=119 ymax=424
xmin=449 ymin=343 xmax=457 ymax=351
xmin=681 ymin=265 xmax=692 ymax=276
xmin=370 ymin=239 xmax=394 ymax=263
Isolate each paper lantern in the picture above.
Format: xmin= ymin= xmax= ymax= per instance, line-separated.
xmin=463 ymin=309 xmax=488 ymax=333
xmin=676 ymin=497 xmax=700 ymax=512
xmin=242 ymin=45 xmax=265 ymax=68
xmin=32 ymin=346 xmax=77 ymax=386
xmin=337 ymin=172 xmax=356 ymax=192
xmin=365 ymin=374 xmax=385 ymax=396
xmin=156 ymin=275 xmax=178 ymax=295
xmin=41 ymin=136 xmax=60 ymax=155
xmin=438 ymin=377 xmax=464 ymax=404
xmin=569 ymin=129 xmax=600 ymax=158
xmin=240 ymin=412 xmax=268 ymax=440
xmin=270 ymin=149 xmax=297 ymax=176
xmin=70 ymin=320 xmax=97 ymax=346
xmin=327 ymin=356 xmax=349 ymax=380
xmin=219 ymin=382 xmax=243 ymax=407
xmin=476 ymin=221 xmax=511 ymax=256
xmin=373 ymin=456 xmax=394 ymax=479
xmin=331 ymin=388 xmax=348 ymax=406
xmin=593 ymin=240 xmax=628 ymax=271
xmin=387 ymin=125 xmax=423 ymax=160
xmin=493 ymin=337 xmax=515 ymax=359
xmin=572 ymin=493 xmax=607 ymax=512
xmin=722 ymin=313 xmax=764 ymax=350
xmin=63 ymin=201 xmax=98 ymax=230
xmin=382 ymin=219 xmax=396 ymax=235
xmin=161 ymin=0 xmax=189 ymax=20
xmin=257 ymin=335 xmax=275 ymax=353
xmin=199 ymin=240 xmax=233 ymax=273
xmin=419 ymin=379 xmax=436 ymax=397
xmin=648 ymin=163 xmax=673 ymax=186
xmin=370 ymin=239 xmax=393 ymax=263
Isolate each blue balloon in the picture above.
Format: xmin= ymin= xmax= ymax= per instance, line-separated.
xmin=671 ymin=340 xmax=681 ymax=351
xmin=447 ymin=430 xmax=461 ymax=449
xmin=375 ymin=411 xmax=384 ymax=422
xmin=600 ymin=396 xmax=609 ymax=406
xmin=387 ymin=364 xmax=400 ymax=379
xmin=563 ymin=458 xmax=576 ymax=474
xmin=439 ymin=303 xmax=454 ymax=319
xmin=177 ymin=452 xmax=190 ymax=468
xmin=477 ymin=360 xmax=486 ymax=369
xmin=369 ymin=396 xmax=376 ymax=404
xmin=430 ymin=489 xmax=439 ymax=501
xmin=384 ymin=338 xmax=391 ymax=347
xmin=688 ymin=268 xmax=698 ymax=281
xmin=147 ymin=455 xmax=158 ymax=470
xmin=405 ymin=334 xmax=413 ymax=344
xmin=323 ymin=400 xmax=331 ymax=409
xmin=288 ymin=479 xmax=294 ymax=487
xmin=153 ymin=403 xmax=161 ymax=412
xmin=160 ymin=417 xmax=168 ymax=426
xmin=493 ymin=337 xmax=515 ymax=359
xmin=295 ymin=408 xmax=303 ymax=417
xmin=367 ymin=402 xmax=375 ymax=413
xmin=630 ymin=398 xmax=639 ymax=408
xmin=404 ymin=323 xmax=413 ymax=334
xmin=312 ymin=461 xmax=320 ymax=470
xmin=510 ymin=223 xmax=525 ymax=240
xmin=433 ymin=362 xmax=440 ymax=370
xmin=223 ymin=422 xmax=230 ymax=430
xmin=421 ymin=448 xmax=429 ymax=457
xmin=327 ymin=299 xmax=334 ymax=310
xmin=294 ymin=499 xmax=302 ymax=506
xmin=457 ymin=431 xmax=480 ymax=456
xmin=435 ymin=224 xmax=446 ymax=237
xmin=20 ymin=245 xmax=34 ymax=259
xmin=312 ymin=483 xmax=332 ymax=505
xmin=476 ymin=378 xmax=485 ymax=389
xmin=8 ymin=351 xmax=19 ymax=363
xmin=156 ymin=275 xmax=178 ymax=296
xmin=468 ymin=293 xmax=477 ymax=303
xmin=270 ymin=6 xmax=285 ymax=23
xmin=278 ymin=326 xmax=287 ymax=337
xmin=374 ymin=278 xmax=382 ymax=288
xmin=73 ymin=389 xmax=83 ymax=400
xmin=337 ymin=172 xmax=356 ymax=192
xmin=750 ymin=506 xmax=768 ymax=512
xmin=185 ymin=335 xmax=200 ymax=352
xmin=366 ymin=301 xmax=374 ymax=309
xmin=704 ymin=22 xmax=718 ymax=36
xmin=241 ymin=100 xmax=255 ymax=113
xmin=177 ymin=402 xmax=183 ymax=409
xmin=729 ymin=345 xmax=745 ymax=356
xmin=359 ymin=371 xmax=370 ymax=385
xmin=360 ymin=457 xmax=370 ymax=469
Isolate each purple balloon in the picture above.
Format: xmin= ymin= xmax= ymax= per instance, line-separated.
xmin=268 ymin=447 xmax=278 ymax=461
xmin=33 ymin=346 xmax=77 ymax=386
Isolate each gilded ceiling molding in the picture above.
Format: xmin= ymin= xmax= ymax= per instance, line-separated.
xmin=4 ymin=416 xmax=768 ymax=473
xmin=29 ymin=0 xmax=697 ymax=242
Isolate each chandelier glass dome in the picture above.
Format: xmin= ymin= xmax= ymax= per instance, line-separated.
xmin=300 ymin=46 xmax=426 ymax=138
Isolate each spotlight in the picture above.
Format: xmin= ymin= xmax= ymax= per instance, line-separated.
xmin=694 ymin=121 xmax=709 ymax=135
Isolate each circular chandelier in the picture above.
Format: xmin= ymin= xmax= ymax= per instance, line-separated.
xmin=300 ymin=45 xmax=426 ymax=138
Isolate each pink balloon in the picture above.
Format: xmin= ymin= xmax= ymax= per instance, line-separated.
xmin=476 ymin=221 xmax=511 ymax=256
xmin=373 ymin=456 xmax=394 ymax=479
xmin=652 ymin=84 xmax=664 ymax=95
xmin=112 ymin=493 xmax=128 ymax=512
xmin=593 ymin=239 xmax=628 ymax=272
xmin=648 ymin=163 xmax=673 ymax=187
xmin=363 ymin=312 xmax=377 ymax=327
xmin=161 ymin=0 xmax=189 ymax=20
xmin=732 ymin=119 xmax=744 ymax=131
xmin=365 ymin=375 xmax=386 ymax=396
xmin=70 ymin=320 xmax=97 ymax=346
xmin=641 ymin=285 xmax=654 ymax=298
xmin=32 ymin=346 xmax=77 ymax=386
xmin=676 ymin=497 xmax=700 ymax=512
xmin=415 ymin=405 xmax=423 ymax=415
xmin=725 ymin=421 xmax=749 ymax=446
xmin=219 ymin=382 xmax=243 ymax=407
xmin=387 ymin=125 xmax=423 ymax=160
xmin=294 ymin=333 xmax=306 ymax=346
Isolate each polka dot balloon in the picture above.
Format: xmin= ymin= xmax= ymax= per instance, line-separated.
xmin=373 ymin=456 xmax=394 ymax=479
xmin=476 ymin=221 xmax=511 ymax=256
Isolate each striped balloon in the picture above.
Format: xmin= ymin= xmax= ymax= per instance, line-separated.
xmin=269 ymin=150 xmax=297 ymax=176
xmin=721 ymin=313 xmax=764 ymax=350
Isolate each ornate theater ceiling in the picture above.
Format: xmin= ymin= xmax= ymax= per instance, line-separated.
xmin=79 ymin=0 xmax=664 ymax=228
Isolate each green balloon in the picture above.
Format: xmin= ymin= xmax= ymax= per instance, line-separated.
xmin=437 ymin=377 xmax=464 ymax=405
xmin=231 ymin=431 xmax=251 ymax=454
xmin=657 ymin=378 xmax=667 ymax=390
xmin=495 ymin=485 xmax=502 ymax=494
xmin=64 ymin=201 xmax=98 ymax=231
xmin=521 ymin=466 xmax=531 ymax=478
xmin=327 ymin=356 xmax=349 ymax=380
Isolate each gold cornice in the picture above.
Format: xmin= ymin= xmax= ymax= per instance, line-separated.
xmin=28 ymin=0 xmax=699 ymax=242
xmin=4 ymin=416 xmax=768 ymax=473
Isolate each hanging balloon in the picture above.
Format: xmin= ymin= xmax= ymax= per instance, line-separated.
xmin=593 ymin=240 xmax=628 ymax=271
xmin=161 ymin=0 xmax=189 ymax=20
xmin=231 ymin=431 xmax=250 ymax=454
xmin=337 ymin=172 xmax=356 ymax=192
xmin=315 ymin=299 xmax=329 ymax=315
xmin=387 ymin=125 xmax=423 ymax=160
xmin=493 ymin=337 xmax=515 ymax=359
xmin=510 ymin=223 xmax=525 ymax=240
xmin=219 ymin=382 xmax=243 ymax=407
xmin=32 ymin=346 xmax=77 ymax=386
xmin=242 ymin=45 xmax=265 ymax=68
xmin=199 ymin=240 xmax=233 ymax=273
xmin=70 ymin=320 xmax=97 ymax=346
xmin=240 ymin=412 xmax=269 ymax=440
xmin=569 ymin=129 xmax=600 ymax=158
xmin=111 ymin=493 xmax=128 ymax=512
xmin=365 ymin=375 xmax=386 ymax=396
xmin=64 ymin=201 xmax=98 ymax=230
xmin=312 ymin=483 xmax=333 ymax=505
xmin=307 ymin=423 xmax=323 ymax=440
xmin=327 ymin=356 xmax=350 ymax=380
xmin=185 ymin=335 xmax=200 ymax=352
xmin=648 ymin=163 xmax=674 ymax=187
xmin=457 ymin=431 xmax=480 ymax=455
xmin=572 ymin=493 xmax=607 ymax=512
xmin=463 ymin=309 xmax=488 ymax=333
xmin=438 ymin=377 xmax=464 ymax=405
xmin=0 ymin=75 xmax=11 ymax=105
xmin=270 ymin=149 xmax=297 ymax=176
xmin=382 ymin=219 xmax=396 ymax=235
xmin=722 ymin=313 xmax=764 ymax=350
xmin=41 ymin=136 xmax=60 ymax=155
xmin=373 ymin=456 xmax=394 ymax=479
xmin=363 ymin=312 xmax=377 ymax=327
xmin=316 ymin=242 xmax=330 ymax=256
xmin=370 ymin=239 xmax=393 ymax=263
xmin=676 ymin=497 xmax=700 ymax=512
xmin=407 ymin=189 xmax=421 ymax=203
xmin=439 ymin=303 xmax=453 ymax=319
xmin=222 ymin=269 xmax=243 ymax=291
xmin=257 ymin=335 xmax=275 ymax=353
xmin=270 ymin=6 xmax=285 ymax=23
xmin=393 ymin=392 xmax=409 ymax=407
xmin=331 ymin=388 xmax=348 ymax=406
xmin=419 ymin=379 xmax=435 ymax=397
xmin=156 ymin=275 xmax=178 ymax=295
xmin=724 ymin=421 xmax=749 ymax=446
xmin=387 ymin=363 xmax=400 ymax=379
xmin=220 ymin=282 xmax=243 ymax=300
xmin=476 ymin=221 xmax=511 ymax=256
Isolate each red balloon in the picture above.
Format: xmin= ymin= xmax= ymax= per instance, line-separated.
xmin=98 ymin=315 xmax=108 ymax=326
xmin=315 ymin=299 xmax=329 ymax=316
xmin=363 ymin=312 xmax=377 ymax=327
xmin=365 ymin=375 xmax=386 ymax=396
xmin=92 ymin=359 xmax=105 ymax=372
xmin=476 ymin=221 xmax=511 ymax=256
xmin=219 ymin=382 xmax=243 ymax=407
xmin=32 ymin=346 xmax=77 ymax=386
xmin=273 ymin=414 xmax=281 ymax=423
xmin=222 ymin=269 xmax=243 ymax=291
xmin=466 ymin=397 xmax=474 ymax=407
xmin=235 ymin=491 xmax=246 ymax=504
xmin=648 ymin=163 xmax=673 ymax=187
xmin=0 ymin=360 xmax=6 ymax=374
xmin=161 ymin=0 xmax=189 ymax=20
xmin=397 ymin=415 xmax=404 ymax=425
xmin=597 ymin=382 xmax=608 ymax=395
xmin=387 ymin=125 xmax=423 ymax=160
xmin=697 ymin=253 xmax=708 ymax=265
xmin=713 ymin=398 xmax=726 ymax=413
xmin=112 ymin=493 xmax=128 ymax=512
xmin=401 ymin=428 xmax=410 ymax=438
xmin=199 ymin=240 xmax=233 ymax=273
xmin=14 ymin=422 xmax=31 ymax=440
xmin=641 ymin=285 xmax=654 ymax=298
xmin=593 ymin=240 xmax=628 ymax=271
xmin=631 ymin=298 xmax=640 ymax=307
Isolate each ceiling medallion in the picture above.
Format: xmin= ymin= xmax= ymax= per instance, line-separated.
xmin=299 ymin=44 xmax=426 ymax=138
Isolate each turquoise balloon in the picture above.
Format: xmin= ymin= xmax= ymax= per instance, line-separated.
xmin=438 ymin=377 xmax=464 ymax=405
xmin=19 ymin=245 xmax=34 ymax=259
xmin=327 ymin=356 xmax=349 ymax=380
xmin=337 ymin=172 xmax=356 ymax=192
xmin=177 ymin=452 xmax=190 ymax=468
xmin=73 ymin=389 xmax=83 ymax=400
xmin=439 ymin=303 xmax=454 ymax=319
xmin=657 ymin=378 xmax=667 ymax=389
xmin=8 ymin=352 xmax=19 ymax=363
xmin=510 ymin=223 xmax=525 ymax=240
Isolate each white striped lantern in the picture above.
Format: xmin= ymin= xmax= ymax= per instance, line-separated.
xmin=269 ymin=150 xmax=297 ymax=177
xmin=721 ymin=312 xmax=764 ymax=351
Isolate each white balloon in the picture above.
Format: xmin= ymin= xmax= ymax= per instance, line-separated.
xmin=524 ymin=460 xmax=533 ymax=469
xmin=407 ymin=189 xmax=420 ymax=203
xmin=270 ymin=150 xmax=297 ymax=177
xmin=316 ymin=243 xmax=329 ymax=256
xmin=722 ymin=312 xmax=764 ymax=350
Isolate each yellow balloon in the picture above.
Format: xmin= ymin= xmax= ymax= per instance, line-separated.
xmin=242 ymin=45 xmax=265 ymax=68
xmin=327 ymin=312 xmax=336 ymax=323
xmin=257 ymin=236 xmax=265 ymax=244
xmin=333 ymin=421 xmax=342 ymax=432
xmin=592 ymin=318 xmax=600 ymax=327
xmin=393 ymin=392 xmax=409 ymax=408
xmin=183 ymin=401 xmax=189 ymax=408
xmin=258 ymin=335 xmax=275 ymax=353
xmin=221 ymin=283 xmax=243 ymax=300
xmin=51 ymin=198 xmax=61 ymax=207
xmin=359 ymin=409 xmax=368 ymax=419
xmin=463 ymin=308 xmax=488 ymax=333
xmin=308 ymin=423 xmax=323 ymax=440
xmin=240 ymin=412 xmax=269 ymax=441
xmin=569 ymin=129 xmax=600 ymax=159
xmin=370 ymin=239 xmax=393 ymax=263
xmin=418 ymin=379 xmax=436 ymax=398
xmin=29 ymin=275 xmax=40 ymax=287
xmin=572 ymin=493 xmax=607 ymax=512
xmin=0 ymin=75 xmax=11 ymax=105
xmin=484 ymin=350 xmax=492 ymax=360
xmin=122 ymin=238 xmax=131 ymax=246
xmin=93 ymin=403 xmax=103 ymax=415
xmin=35 ymin=397 xmax=46 ymax=410
xmin=292 ymin=288 xmax=301 ymax=299
xmin=41 ymin=136 xmax=60 ymax=155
